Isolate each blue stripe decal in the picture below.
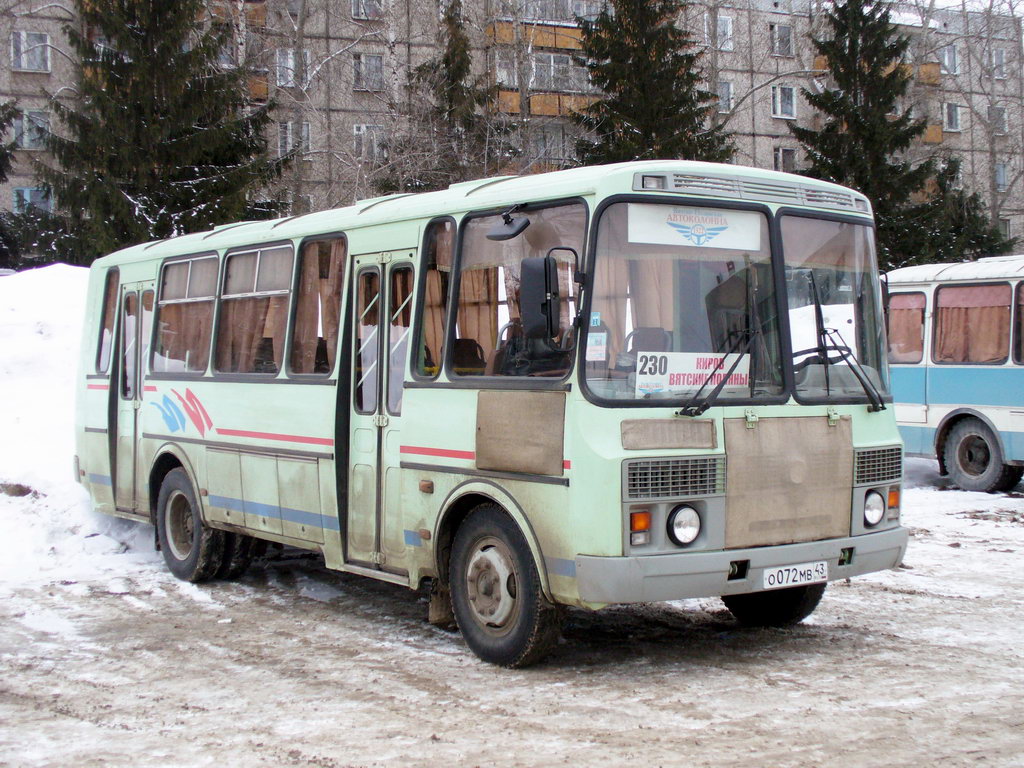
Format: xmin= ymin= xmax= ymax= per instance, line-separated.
xmin=403 ymin=529 xmax=423 ymax=547
xmin=206 ymin=494 xmax=340 ymax=532
xmin=927 ymin=367 xmax=1024 ymax=408
xmin=546 ymin=557 xmax=577 ymax=578
xmin=899 ymin=424 xmax=1024 ymax=462
xmin=890 ymin=367 xmax=927 ymax=402
xmin=88 ymin=473 xmax=112 ymax=486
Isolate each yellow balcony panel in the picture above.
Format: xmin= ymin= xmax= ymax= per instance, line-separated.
xmin=562 ymin=94 xmax=595 ymax=113
xmin=813 ymin=55 xmax=828 ymax=72
xmin=245 ymin=1 xmax=267 ymax=28
xmin=918 ymin=61 xmax=941 ymax=85
xmin=249 ymin=75 xmax=268 ymax=102
xmin=922 ymin=124 xmax=943 ymax=143
xmin=497 ymin=89 xmax=521 ymax=114
xmin=530 ymin=93 xmax=560 ymax=115
xmin=488 ymin=21 xmax=582 ymax=50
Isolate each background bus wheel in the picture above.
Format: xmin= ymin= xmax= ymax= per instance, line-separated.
xmin=722 ymin=583 xmax=826 ymax=627
xmin=217 ymin=533 xmax=255 ymax=580
xmin=944 ymin=418 xmax=1022 ymax=492
xmin=156 ymin=468 xmax=224 ymax=582
xmin=449 ymin=504 xmax=561 ymax=667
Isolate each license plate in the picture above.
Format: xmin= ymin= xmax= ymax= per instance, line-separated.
xmin=761 ymin=560 xmax=828 ymax=591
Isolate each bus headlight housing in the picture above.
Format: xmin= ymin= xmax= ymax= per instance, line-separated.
xmin=864 ymin=491 xmax=885 ymax=527
xmin=667 ymin=505 xmax=701 ymax=546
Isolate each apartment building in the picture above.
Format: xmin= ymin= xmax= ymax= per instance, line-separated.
xmin=2 ymin=0 xmax=1022 ymax=239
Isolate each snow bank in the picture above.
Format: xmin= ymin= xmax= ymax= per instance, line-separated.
xmin=0 ymin=265 xmax=158 ymax=590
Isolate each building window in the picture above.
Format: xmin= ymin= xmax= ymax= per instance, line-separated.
xmin=943 ymin=102 xmax=961 ymax=132
xmin=938 ymin=44 xmax=959 ymax=75
xmin=12 ymin=187 xmax=50 ymax=213
xmin=770 ymin=23 xmax=793 ymax=57
xmin=989 ymin=48 xmax=1007 ymax=79
xmin=988 ymin=105 xmax=1007 ymax=135
xmin=999 ymin=218 xmax=1011 ymax=238
xmin=11 ymin=31 xmax=49 ymax=72
xmin=706 ymin=14 xmax=733 ymax=51
xmin=530 ymin=123 xmax=573 ymax=164
xmin=773 ymin=147 xmax=797 ymax=173
xmin=771 ymin=85 xmax=796 ymax=119
xmin=13 ymin=109 xmax=48 ymax=149
xmin=353 ymin=124 xmax=385 ymax=161
xmin=995 ymin=161 xmax=1008 ymax=192
xmin=278 ymin=121 xmax=311 ymax=157
xmin=717 ymin=80 xmax=733 ymax=113
xmin=532 ymin=52 xmax=586 ymax=92
xmin=276 ymin=48 xmax=311 ymax=88
xmin=522 ymin=0 xmax=604 ymax=22
xmin=353 ymin=53 xmax=384 ymax=91
xmin=352 ymin=0 xmax=383 ymax=19
xmin=495 ymin=49 xmax=516 ymax=88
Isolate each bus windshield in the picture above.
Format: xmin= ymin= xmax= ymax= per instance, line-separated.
xmin=584 ymin=202 xmax=784 ymax=402
xmin=781 ymin=215 xmax=890 ymax=402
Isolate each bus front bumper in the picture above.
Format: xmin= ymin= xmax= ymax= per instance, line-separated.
xmin=574 ymin=527 xmax=909 ymax=605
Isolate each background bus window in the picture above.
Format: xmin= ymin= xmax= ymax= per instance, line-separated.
xmin=933 ymin=283 xmax=1011 ymax=364
xmin=96 ymin=269 xmax=119 ymax=373
xmin=153 ymin=256 xmax=217 ymax=373
xmin=120 ymin=293 xmax=137 ymax=398
xmin=415 ymin=220 xmax=454 ymax=377
xmin=887 ymin=292 xmax=926 ymax=364
xmin=354 ymin=271 xmax=380 ymax=413
xmin=388 ymin=266 xmax=414 ymax=414
xmin=451 ymin=203 xmax=585 ymax=377
xmin=1016 ymin=283 xmax=1024 ymax=364
xmin=290 ymin=237 xmax=346 ymax=375
xmin=216 ymin=246 xmax=293 ymax=374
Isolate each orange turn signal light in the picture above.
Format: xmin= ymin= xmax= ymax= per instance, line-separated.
xmin=630 ymin=510 xmax=652 ymax=532
xmin=888 ymin=488 xmax=900 ymax=509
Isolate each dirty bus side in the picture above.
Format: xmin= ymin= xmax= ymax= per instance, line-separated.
xmin=74 ymin=161 xmax=908 ymax=667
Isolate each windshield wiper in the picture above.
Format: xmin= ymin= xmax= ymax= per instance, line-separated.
xmin=677 ymin=328 xmax=756 ymax=418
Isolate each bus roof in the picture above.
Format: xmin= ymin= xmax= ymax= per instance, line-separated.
xmin=886 ymin=254 xmax=1024 ymax=284
xmin=93 ymin=160 xmax=872 ymax=267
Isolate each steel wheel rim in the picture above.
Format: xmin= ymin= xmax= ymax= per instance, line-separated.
xmin=465 ymin=536 xmax=518 ymax=634
xmin=958 ymin=435 xmax=991 ymax=477
xmin=166 ymin=490 xmax=194 ymax=561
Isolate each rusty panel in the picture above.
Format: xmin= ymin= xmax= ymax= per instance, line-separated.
xmin=918 ymin=61 xmax=941 ymax=85
xmin=497 ymin=90 xmax=521 ymax=114
xmin=922 ymin=124 xmax=943 ymax=144
xmin=530 ymin=93 xmax=559 ymax=116
xmin=476 ymin=391 xmax=565 ymax=476
xmin=621 ymin=419 xmax=716 ymax=450
xmin=724 ymin=416 xmax=852 ymax=549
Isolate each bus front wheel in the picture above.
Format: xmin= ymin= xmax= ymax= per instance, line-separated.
xmin=723 ymin=583 xmax=826 ymax=627
xmin=156 ymin=468 xmax=224 ymax=582
xmin=449 ymin=504 xmax=561 ymax=667
xmin=944 ymin=418 xmax=1023 ymax=492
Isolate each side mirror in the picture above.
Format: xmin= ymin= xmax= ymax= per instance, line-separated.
xmin=520 ymin=255 xmax=560 ymax=339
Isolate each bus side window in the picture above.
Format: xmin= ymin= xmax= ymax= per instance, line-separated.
xmin=1015 ymin=283 xmax=1024 ymax=364
xmin=121 ymin=293 xmax=137 ymax=398
xmin=216 ymin=245 xmax=293 ymax=374
xmin=415 ymin=220 xmax=454 ymax=377
xmin=153 ymin=256 xmax=217 ymax=373
xmin=388 ymin=266 xmax=414 ymax=414
xmin=354 ymin=270 xmax=381 ymax=413
xmin=887 ymin=292 xmax=925 ymax=364
xmin=96 ymin=268 xmax=119 ymax=373
xmin=291 ymin=236 xmax=346 ymax=375
xmin=933 ymin=283 xmax=1012 ymax=364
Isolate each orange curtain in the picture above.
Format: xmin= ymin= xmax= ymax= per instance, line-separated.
xmin=934 ymin=285 xmax=1011 ymax=363
xmin=457 ymin=268 xmax=499 ymax=349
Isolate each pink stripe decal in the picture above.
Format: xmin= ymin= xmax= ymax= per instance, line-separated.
xmin=400 ymin=445 xmax=476 ymax=461
xmin=144 ymin=385 xmax=158 ymax=392
xmin=87 ymin=383 xmax=109 ymax=390
xmin=563 ymin=460 xmax=571 ymax=470
xmin=215 ymin=428 xmax=334 ymax=447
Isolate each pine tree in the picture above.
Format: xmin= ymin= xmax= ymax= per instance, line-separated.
xmin=35 ymin=0 xmax=285 ymax=264
xmin=789 ymin=0 xmax=934 ymax=270
xmin=570 ymin=0 xmax=734 ymax=165
xmin=0 ymin=100 xmax=22 ymax=268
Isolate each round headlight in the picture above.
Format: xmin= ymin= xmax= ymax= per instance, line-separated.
xmin=667 ymin=505 xmax=701 ymax=546
xmin=864 ymin=491 xmax=885 ymax=527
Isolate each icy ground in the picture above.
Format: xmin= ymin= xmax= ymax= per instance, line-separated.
xmin=1 ymin=265 xmax=1023 ymax=767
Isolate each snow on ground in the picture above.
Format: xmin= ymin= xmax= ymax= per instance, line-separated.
xmin=1 ymin=265 xmax=1023 ymax=767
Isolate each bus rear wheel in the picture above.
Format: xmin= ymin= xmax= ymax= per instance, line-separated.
xmin=944 ymin=418 xmax=1023 ymax=492
xmin=723 ymin=583 xmax=826 ymax=627
xmin=449 ymin=504 xmax=561 ymax=667
xmin=156 ymin=468 xmax=224 ymax=582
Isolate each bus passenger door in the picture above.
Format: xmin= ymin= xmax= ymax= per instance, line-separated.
xmin=114 ymin=283 xmax=154 ymax=512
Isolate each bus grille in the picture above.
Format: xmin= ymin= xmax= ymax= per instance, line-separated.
xmin=625 ymin=457 xmax=725 ymax=500
xmin=855 ymin=446 xmax=903 ymax=485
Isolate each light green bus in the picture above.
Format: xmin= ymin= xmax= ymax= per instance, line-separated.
xmin=75 ymin=160 xmax=908 ymax=667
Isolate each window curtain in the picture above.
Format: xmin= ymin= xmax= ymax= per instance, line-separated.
xmin=887 ymin=293 xmax=925 ymax=364
xmin=934 ymin=285 xmax=1011 ymax=363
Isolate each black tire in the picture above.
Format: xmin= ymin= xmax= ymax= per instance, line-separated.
xmin=217 ymin=533 xmax=256 ymax=580
xmin=944 ymin=418 xmax=1022 ymax=492
xmin=156 ymin=468 xmax=224 ymax=582
xmin=449 ymin=504 xmax=561 ymax=667
xmin=723 ymin=583 xmax=826 ymax=627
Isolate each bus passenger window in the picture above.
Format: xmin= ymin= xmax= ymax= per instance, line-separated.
xmin=933 ymin=283 xmax=1011 ymax=364
xmin=291 ymin=237 xmax=346 ymax=375
xmin=121 ymin=293 xmax=137 ymax=398
xmin=96 ymin=269 xmax=119 ymax=373
xmin=354 ymin=271 xmax=381 ymax=413
xmin=388 ymin=267 xmax=414 ymax=414
xmin=887 ymin=293 xmax=925 ymax=364
xmin=1015 ymin=284 xmax=1024 ymax=364
xmin=415 ymin=220 xmax=454 ymax=377
xmin=153 ymin=256 xmax=217 ymax=373
xmin=452 ymin=203 xmax=585 ymax=377
xmin=216 ymin=246 xmax=293 ymax=374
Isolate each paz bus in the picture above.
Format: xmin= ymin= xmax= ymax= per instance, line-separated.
xmin=886 ymin=255 xmax=1024 ymax=492
xmin=74 ymin=160 xmax=908 ymax=667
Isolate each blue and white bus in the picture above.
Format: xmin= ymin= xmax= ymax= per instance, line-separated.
xmin=887 ymin=255 xmax=1024 ymax=491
